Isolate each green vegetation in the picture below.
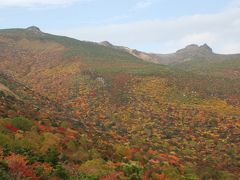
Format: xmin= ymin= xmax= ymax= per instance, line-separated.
xmin=9 ymin=116 xmax=34 ymax=131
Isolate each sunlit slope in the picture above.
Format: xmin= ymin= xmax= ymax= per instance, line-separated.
xmin=0 ymin=28 xmax=173 ymax=75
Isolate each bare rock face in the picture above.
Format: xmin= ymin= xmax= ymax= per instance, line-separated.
xmin=176 ymin=44 xmax=213 ymax=55
xmin=200 ymin=43 xmax=213 ymax=53
xmin=26 ymin=26 xmax=41 ymax=33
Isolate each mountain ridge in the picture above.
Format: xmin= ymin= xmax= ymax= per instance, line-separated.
xmin=99 ymin=40 xmax=240 ymax=65
xmin=2 ymin=26 xmax=239 ymax=66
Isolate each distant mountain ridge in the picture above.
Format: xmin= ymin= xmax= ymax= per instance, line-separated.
xmin=99 ymin=41 xmax=240 ymax=65
xmin=0 ymin=26 xmax=239 ymax=73
xmin=2 ymin=26 xmax=238 ymax=67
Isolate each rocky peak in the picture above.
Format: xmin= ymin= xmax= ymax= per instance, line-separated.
xmin=26 ymin=26 xmax=41 ymax=33
xmin=176 ymin=44 xmax=213 ymax=55
xmin=200 ymin=43 xmax=213 ymax=53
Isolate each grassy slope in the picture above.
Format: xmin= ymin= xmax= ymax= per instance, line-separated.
xmin=0 ymin=28 xmax=174 ymax=75
xmin=171 ymin=54 xmax=240 ymax=77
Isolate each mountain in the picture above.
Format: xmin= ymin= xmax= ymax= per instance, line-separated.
xmin=0 ymin=27 xmax=240 ymax=179
xmin=100 ymin=41 xmax=240 ymax=66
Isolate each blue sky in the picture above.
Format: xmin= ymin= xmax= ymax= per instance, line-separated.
xmin=0 ymin=0 xmax=240 ymax=53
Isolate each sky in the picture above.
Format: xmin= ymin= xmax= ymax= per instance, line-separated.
xmin=0 ymin=0 xmax=240 ymax=54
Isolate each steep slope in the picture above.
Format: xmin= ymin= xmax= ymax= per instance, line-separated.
xmin=0 ymin=72 xmax=80 ymax=123
xmin=100 ymin=41 xmax=164 ymax=64
xmin=0 ymin=27 xmax=240 ymax=179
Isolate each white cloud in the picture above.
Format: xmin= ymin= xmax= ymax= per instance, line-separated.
xmin=53 ymin=4 xmax=240 ymax=54
xmin=0 ymin=0 xmax=89 ymax=7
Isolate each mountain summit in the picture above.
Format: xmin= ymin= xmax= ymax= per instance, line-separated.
xmin=176 ymin=44 xmax=213 ymax=55
xmin=26 ymin=26 xmax=41 ymax=33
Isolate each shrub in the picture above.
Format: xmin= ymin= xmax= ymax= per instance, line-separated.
xmin=122 ymin=161 xmax=143 ymax=180
xmin=79 ymin=159 xmax=114 ymax=178
xmin=10 ymin=116 xmax=34 ymax=131
xmin=5 ymin=153 xmax=37 ymax=179
xmin=44 ymin=147 xmax=60 ymax=166
xmin=0 ymin=160 xmax=12 ymax=179
xmin=52 ymin=164 xmax=69 ymax=179
xmin=76 ymin=173 xmax=98 ymax=180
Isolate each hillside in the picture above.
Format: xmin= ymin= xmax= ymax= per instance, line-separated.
xmin=0 ymin=27 xmax=239 ymax=179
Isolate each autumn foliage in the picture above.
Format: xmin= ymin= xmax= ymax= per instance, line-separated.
xmin=0 ymin=30 xmax=239 ymax=179
xmin=6 ymin=153 xmax=38 ymax=179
